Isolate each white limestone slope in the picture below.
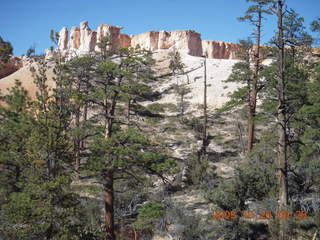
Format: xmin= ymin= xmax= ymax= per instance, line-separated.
xmin=0 ymin=51 xmax=240 ymax=110
xmin=155 ymin=51 xmax=240 ymax=110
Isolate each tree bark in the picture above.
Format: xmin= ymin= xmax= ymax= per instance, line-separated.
xmin=103 ymin=78 xmax=119 ymax=239
xmin=81 ymin=80 xmax=89 ymax=150
xmin=104 ymin=169 xmax=115 ymax=240
xmin=74 ymin=79 xmax=81 ymax=180
xmin=247 ymin=90 xmax=256 ymax=152
xmin=103 ymin=113 xmax=115 ymax=240
xmin=74 ymin=108 xmax=80 ymax=180
xmin=180 ymin=90 xmax=184 ymax=118
xmin=277 ymin=1 xmax=288 ymax=239
xmin=81 ymin=103 xmax=87 ymax=150
xmin=127 ymin=99 xmax=131 ymax=123
xmin=247 ymin=9 xmax=262 ymax=152
xmin=202 ymin=56 xmax=208 ymax=156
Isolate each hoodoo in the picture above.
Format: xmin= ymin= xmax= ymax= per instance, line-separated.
xmin=49 ymin=21 xmax=241 ymax=60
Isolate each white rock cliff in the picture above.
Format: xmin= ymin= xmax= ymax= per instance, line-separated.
xmin=51 ymin=21 xmax=240 ymax=60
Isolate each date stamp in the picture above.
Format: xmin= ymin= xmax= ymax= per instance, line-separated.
xmin=212 ymin=210 xmax=309 ymax=220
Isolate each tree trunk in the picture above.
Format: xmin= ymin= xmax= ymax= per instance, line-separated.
xmin=103 ymin=80 xmax=118 ymax=239
xmin=127 ymin=99 xmax=131 ymax=123
xmin=247 ymin=9 xmax=262 ymax=152
xmin=105 ymin=117 xmax=113 ymax=139
xmin=74 ymin=78 xmax=82 ymax=180
xmin=237 ymin=120 xmax=246 ymax=153
xmin=247 ymin=89 xmax=257 ymax=152
xmin=202 ymin=56 xmax=208 ymax=156
xmin=277 ymin=1 xmax=288 ymax=239
xmin=180 ymin=91 xmax=184 ymax=118
xmin=103 ymin=111 xmax=115 ymax=240
xmin=81 ymin=81 xmax=89 ymax=149
xmin=312 ymin=230 xmax=318 ymax=240
xmin=75 ymin=108 xmax=80 ymax=180
xmin=81 ymin=103 xmax=87 ymax=150
xmin=104 ymin=169 xmax=115 ymax=240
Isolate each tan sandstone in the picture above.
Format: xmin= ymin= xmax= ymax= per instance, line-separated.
xmin=119 ymin=33 xmax=131 ymax=48
xmin=130 ymin=30 xmax=202 ymax=56
xmin=158 ymin=30 xmax=202 ymax=56
xmin=95 ymin=24 xmax=122 ymax=51
xmin=58 ymin=27 xmax=68 ymax=51
xmin=79 ymin=21 xmax=97 ymax=53
xmin=131 ymin=31 xmax=160 ymax=51
xmin=69 ymin=26 xmax=80 ymax=50
xmin=202 ymin=40 xmax=239 ymax=59
xmin=52 ymin=21 xmax=243 ymax=59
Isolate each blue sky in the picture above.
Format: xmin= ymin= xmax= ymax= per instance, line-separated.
xmin=1 ymin=0 xmax=319 ymax=56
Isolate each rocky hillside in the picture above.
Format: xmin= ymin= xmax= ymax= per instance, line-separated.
xmin=2 ymin=20 xmax=319 ymax=240
xmin=0 ymin=52 xmax=240 ymax=111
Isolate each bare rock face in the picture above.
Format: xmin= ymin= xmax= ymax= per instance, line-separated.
xmin=131 ymin=30 xmax=202 ymax=56
xmin=131 ymin=31 xmax=159 ymax=51
xmin=202 ymin=40 xmax=239 ymax=59
xmin=158 ymin=30 xmax=202 ymax=56
xmin=58 ymin=27 xmax=68 ymax=51
xmin=45 ymin=49 xmax=59 ymax=61
xmin=95 ymin=24 xmax=122 ymax=51
xmin=69 ymin=26 xmax=81 ymax=50
xmin=119 ymin=34 xmax=131 ymax=48
xmin=52 ymin=21 xmax=243 ymax=60
xmin=79 ymin=21 xmax=97 ymax=53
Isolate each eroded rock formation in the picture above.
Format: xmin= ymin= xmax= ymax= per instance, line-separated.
xmin=50 ymin=21 xmax=241 ymax=59
xmin=70 ymin=26 xmax=81 ymax=50
xmin=158 ymin=30 xmax=202 ymax=56
xmin=58 ymin=27 xmax=68 ymax=51
xmin=95 ymin=24 xmax=123 ymax=51
xmin=79 ymin=21 xmax=97 ymax=53
xmin=202 ymin=40 xmax=239 ymax=59
xmin=131 ymin=31 xmax=159 ymax=51
xmin=119 ymin=34 xmax=131 ymax=48
xmin=130 ymin=30 xmax=202 ymax=56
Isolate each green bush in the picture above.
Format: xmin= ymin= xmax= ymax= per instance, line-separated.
xmin=132 ymin=201 xmax=164 ymax=230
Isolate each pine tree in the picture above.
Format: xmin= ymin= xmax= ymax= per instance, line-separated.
xmin=238 ymin=0 xmax=273 ymax=152
xmin=0 ymin=81 xmax=33 ymax=204
xmin=84 ymin=38 xmax=175 ymax=240
xmin=272 ymin=6 xmax=288 ymax=235
xmin=260 ymin=1 xmax=315 ymax=238
xmin=220 ymin=0 xmax=273 ymax=153
xmin=290 ymin=18 xmax=320 ymax=196
xmin=0 ymin=54 xmax=99 ymax=239
xmin=221 ymin=39 xmax=254 ymax=154
xmin=283 ymin=9 xmax=313 ymax=63
xmin=299 ymin=18 xmax=320 ymax=179
xmin=66 ymin=55 xmax=96 ymax=179
xmin=223 ymin=39 xmax=254 ymax=109
xmin=300 ymin=21 xmax=320 ymax=185
xmin=169 ymin=50 xmax=190 ymax=120
xmin=0 ymin=37 xmax=13 ymax=70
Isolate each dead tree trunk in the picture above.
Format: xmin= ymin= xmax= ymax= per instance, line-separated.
xmin=202 ymin=56 xmax=208 ymax=156
xmin=276 ymin=1 xmax=288 ymax=239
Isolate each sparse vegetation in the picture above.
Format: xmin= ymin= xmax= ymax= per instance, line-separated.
xmin=1 ymin=1 xmax=320 ymax=239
